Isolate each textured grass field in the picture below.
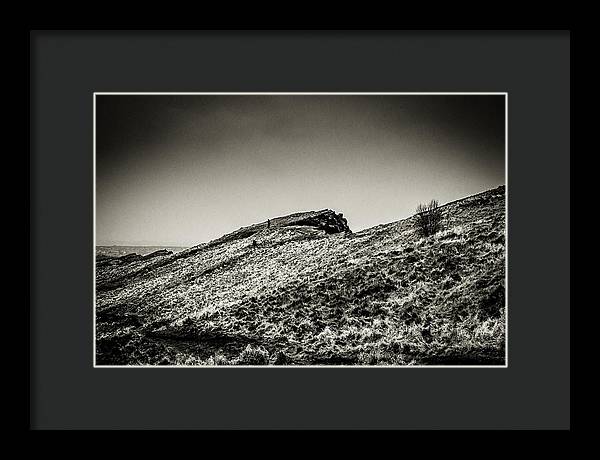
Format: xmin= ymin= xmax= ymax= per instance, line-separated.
xmin=96 ymin=185 xmax=506 ymax=366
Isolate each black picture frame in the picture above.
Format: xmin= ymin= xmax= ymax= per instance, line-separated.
xmin=30 ymin=30 xmax=571 ymax=430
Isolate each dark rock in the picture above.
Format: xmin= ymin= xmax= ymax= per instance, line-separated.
xmin=294 ymin=210 xmax=352 ymax=234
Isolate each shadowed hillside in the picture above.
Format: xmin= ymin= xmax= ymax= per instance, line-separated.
xmin=96 ymin=186 xmax=506 ymax=366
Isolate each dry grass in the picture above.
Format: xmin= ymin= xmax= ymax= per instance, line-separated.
xmin=96 ymin=186 xmax=506 ymax=366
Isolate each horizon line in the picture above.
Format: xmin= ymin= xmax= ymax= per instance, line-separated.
xmin=96 ymin=183 xmax=505 ymax=248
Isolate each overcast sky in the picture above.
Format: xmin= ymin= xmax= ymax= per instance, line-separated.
xmin=96 ymin=94 xmax=505 ymax=247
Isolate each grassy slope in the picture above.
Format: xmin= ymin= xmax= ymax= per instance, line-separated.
xmin=96 ymin=186 xmax=506 ymax=366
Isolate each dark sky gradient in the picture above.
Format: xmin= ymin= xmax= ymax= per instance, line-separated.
xmin=96 ymin=94 xmax=505 ymax=246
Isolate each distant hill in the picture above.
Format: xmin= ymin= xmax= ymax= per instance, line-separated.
xmin=96 ymin=246 xmax=188 ymax=258
xmin=96 ymin=185 xmax=506 ymax=366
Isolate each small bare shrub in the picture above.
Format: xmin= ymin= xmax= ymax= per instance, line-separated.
xmin=415 ymin=200 xmax=443 ymax=237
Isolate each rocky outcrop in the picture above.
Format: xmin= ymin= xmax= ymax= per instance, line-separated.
xmin=293 ymin=210 xmax=351 ymax=234
xmin=206 ymin=209 xmax=352 ymax=248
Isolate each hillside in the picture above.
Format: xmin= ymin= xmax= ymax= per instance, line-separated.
xmin=96 ymin=185 xmax=506 ymax=366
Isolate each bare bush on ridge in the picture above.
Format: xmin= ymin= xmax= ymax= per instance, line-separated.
xmin=415 ymin=199 xmax=443 ymax=237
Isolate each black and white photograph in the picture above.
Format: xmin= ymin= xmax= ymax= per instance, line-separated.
xmin=94 ymin=93 xmax=507 ymax=367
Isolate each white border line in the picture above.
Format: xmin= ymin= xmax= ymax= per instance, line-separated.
xmin=93 ymin=93 xmax=97 ymax=367
xmin=504 ymin=94 xmax=509 ymax=368
xmin=93 ymin=92 xmax=508 ymax=369
xmin=94 ymin=92 xmax=505 ymax=96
